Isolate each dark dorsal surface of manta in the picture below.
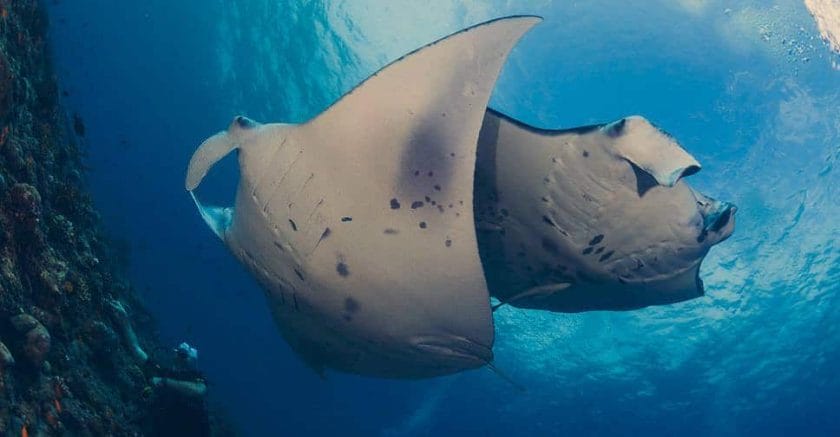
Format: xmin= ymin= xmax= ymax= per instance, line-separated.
xmin=474 ymin=109 xmax=736 ymax=312
xmin=185 ymin=16 xmax=736 ymax=379
xmin=186 ymin=16 xmax=541 ymax=378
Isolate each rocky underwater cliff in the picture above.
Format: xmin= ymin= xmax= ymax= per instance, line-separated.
xmin=0 ymin=1 xmax=232 ymax=435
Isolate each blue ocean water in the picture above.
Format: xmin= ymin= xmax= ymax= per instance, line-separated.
xmin=45 ymin=0 xmax=838 ymax=435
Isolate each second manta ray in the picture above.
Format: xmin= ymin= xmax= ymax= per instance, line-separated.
xmin=475 ymin=111 xmax=736 ymax=312
xmin=186 ymin=16 xmax=736 ymax=379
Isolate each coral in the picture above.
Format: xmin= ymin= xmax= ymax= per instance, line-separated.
xmin=0 ymin=339 xmax=14 ymax=388
xmin=84 ymin=320 xmax=118 ymax=357
xmin=10 ymin=314 xmax=50 ymax=367
xmin=0 ymin=46 xmax=11 ymax=120
xmin=7 ymin=183 xmax=42 ymax=233
xmin=22 ymin=322 xmax=49 ymax=367
xmin=0 ymin=341 xmax=13 ymax=367
xmin=9 ymin=313 xmax=39 ymax=332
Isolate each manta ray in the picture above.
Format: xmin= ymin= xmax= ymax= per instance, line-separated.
xmin=185 ymin=16 xmax=735 ymax=379
xmin=475 ymin=112 xmax=736 ymax=312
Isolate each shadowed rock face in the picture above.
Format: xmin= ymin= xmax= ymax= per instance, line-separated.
xmin=474 ymin=110 xmax=736 ymax=313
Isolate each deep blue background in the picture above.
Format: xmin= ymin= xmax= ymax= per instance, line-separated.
xmin=45 ymin=0 xmax=839 ymax=435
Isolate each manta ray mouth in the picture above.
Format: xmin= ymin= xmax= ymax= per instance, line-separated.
xmin=698 ymin=201 xmax=737 ymax=244
xmin=709 ymin=204 xmax=736 ymax=233
xmin=691 ymin=184 xmax=737 ymax=245
xmin=704 ymin=202 xmax=738 ymax=233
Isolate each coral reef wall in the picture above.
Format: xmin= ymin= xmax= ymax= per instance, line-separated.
xmin=0 ymin=1 xmax=230 ymax=435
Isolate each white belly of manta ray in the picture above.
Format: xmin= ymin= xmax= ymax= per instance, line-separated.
xmin=185 ymin=16 xmax=736 ymax=379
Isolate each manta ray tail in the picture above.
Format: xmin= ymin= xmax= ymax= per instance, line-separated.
xmin=486 ymin=361 xmax=527 ymax=393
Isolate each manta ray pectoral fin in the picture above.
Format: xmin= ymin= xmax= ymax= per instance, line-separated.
xmin=604 ymin=116 xmax=701 ymax=188
xmin=486 ymin=361 xmax=527 ymax=392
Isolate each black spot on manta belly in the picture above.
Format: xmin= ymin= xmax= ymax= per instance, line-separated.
xmin=384 ymin=228 xmax=399 ymax=235
xmin=289 ymin=219 xmax=298 ymax=232
xmin=582 ymin=247 xmax=594 ymax=255
xmin=599 ymin=251 xmax=614 ymax=262
xmin=589 ymin=234 xmax=604 ymax=246
xmin=411 ymin=201 xmax=424 ymax=209
xmin=445 ymin=239 xmax=452 ymax=247
xmin=344 ymin=297 xmax=360 ymax=313
xmin=390 ymin=198 xmax=401 ymax=209
xmin=341 ymin=216 xmax=353 ymax=222
xmin=319 ymin=228 xmax=331 ymax=241
xmin=595 ymin=247 xmax=605 ymax=255
xmin=419 ymin=221 xmax=427 ymax=229
xmin=336 ymin=262 xmax=350 ymax=277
